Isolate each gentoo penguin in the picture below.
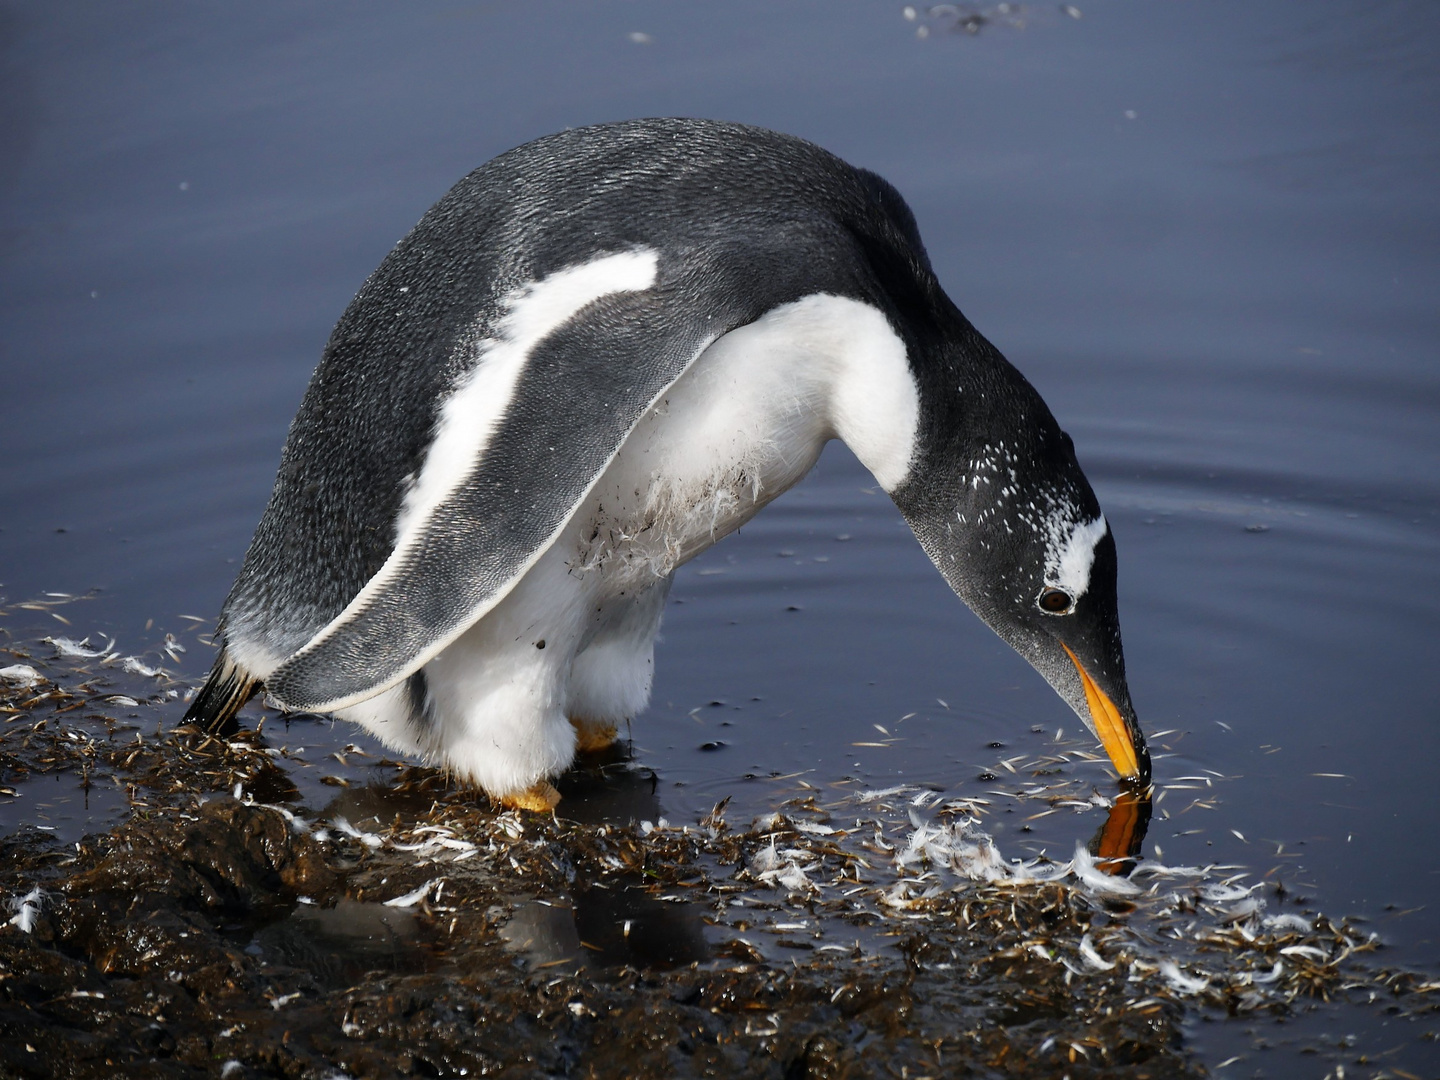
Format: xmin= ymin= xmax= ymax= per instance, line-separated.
xmin=185 ymin=118 xmax=1149 ymax=810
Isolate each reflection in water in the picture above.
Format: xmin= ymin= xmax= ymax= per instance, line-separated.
xmin=1089 ymin=786 xmax=1152 ymax=877
xmin=252 ymin=899 xmax=435 ymax=990
xmin=0 ymin=775 xmax=129 ymax=846
xmin=497 ymin=900 xmax=584 ymax=967
xmin=502 ymin=753 xmax=712 ymax=969
xmin=318 ymin=771 xmax=461 ymax=833
xmin=500 ymin=882 xmax=710 ymax=971
xmin=555 ymin=750 xmax=662 ymax=826
xmin=573 ymin=881 xmax=710 ymax=969
xmin=306 ymin=739 xmax=661 ymax=831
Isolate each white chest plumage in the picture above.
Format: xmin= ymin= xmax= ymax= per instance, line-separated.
xmin=573 ymin=293 xmax=919 ymax=588
xmin=338 ymin=289 xmax=920 ymax=795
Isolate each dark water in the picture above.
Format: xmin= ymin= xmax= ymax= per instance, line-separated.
xmin=3 ymin=0 xmax=1438 ymax=1070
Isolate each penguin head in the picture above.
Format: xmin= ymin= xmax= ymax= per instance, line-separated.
xmin=896 ymin=403 xmax=1150 ymax=787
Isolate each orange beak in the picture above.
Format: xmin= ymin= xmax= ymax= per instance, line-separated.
xmin=1061 ymin=642 xmax=1142 ymax=781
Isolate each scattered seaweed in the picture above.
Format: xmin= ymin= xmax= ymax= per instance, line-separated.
xmin=1 ymin=622 xmax=1437 ymax=1078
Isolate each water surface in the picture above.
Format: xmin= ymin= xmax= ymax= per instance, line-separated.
xmin=2 ymin=1 xmax=1437 ymax=1071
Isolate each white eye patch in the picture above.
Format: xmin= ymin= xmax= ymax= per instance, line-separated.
xmin=1044 ymin=514 xmax=1107 ymax=600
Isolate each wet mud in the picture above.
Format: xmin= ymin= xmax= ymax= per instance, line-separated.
xmin=2 ymin=629 xmax=1437 ymax=1079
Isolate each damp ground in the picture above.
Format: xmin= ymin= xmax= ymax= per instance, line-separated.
xmin=3 ymin=621 xmax=1438 ymax=1079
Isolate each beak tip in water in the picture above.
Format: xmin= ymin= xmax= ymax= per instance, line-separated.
xmin=1059 ymin=641 xmax=1148 ymax=786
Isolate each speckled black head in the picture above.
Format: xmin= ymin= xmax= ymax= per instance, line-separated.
xmin=892 ymin=332 xmax=1149 ymax=786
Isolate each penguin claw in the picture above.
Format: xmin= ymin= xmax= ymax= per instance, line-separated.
xmin=569 ymin=718 xmax=619 ymax=755
xmin=497 ymin=781 xmax=561 ymax=813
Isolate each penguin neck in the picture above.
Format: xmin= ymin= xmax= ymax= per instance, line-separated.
xmin=691 ymin=292 xmax=923 ymax=494
xmin=816 ymin=299 xmax=923 ymax=492
xmin=888 ymin=318 xmax=1060 ymax=590
xmin=770 ymin=291 xmax=1048 ymax=518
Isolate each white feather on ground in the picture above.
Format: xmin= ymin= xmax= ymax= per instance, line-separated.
xmin=383 ymin=878 xmax=443 ymax=908
xmin=121 ymin=657 xmax=167 ymax=678
xmin=41 ymin=636 xmax=168 ymax=678
xmin=45 ymin=636 xmax=112 ymax=659
xmin=893 ymin=810 xmax=1138 ymax=896
xmin=749 ymin=837 xmax=816 ymax=892
xmin=331 ymin=817 xmax=384 ymax=850
xmin=7 ymin=887 xmax=43 ymax=933
xmin=0 ymin=665 xmax=41 ymax=689
xmin=1157 ymin=960 xmax=1211 ymax=995
xmin=1079 ymin=933 xmax=1115 ymax=971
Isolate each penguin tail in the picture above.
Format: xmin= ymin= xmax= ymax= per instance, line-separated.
xmin=183 ymin=648 xmax=259 ymax=736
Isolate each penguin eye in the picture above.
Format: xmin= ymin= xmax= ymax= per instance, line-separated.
xmin=1037 ymin=587 xmax=1074 ymax=615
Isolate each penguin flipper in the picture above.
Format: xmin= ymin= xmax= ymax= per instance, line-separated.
xmin=182 ymin=649 xmax=259 ymax=735
xmin=266 ymin=276 xmax=760 ymax=715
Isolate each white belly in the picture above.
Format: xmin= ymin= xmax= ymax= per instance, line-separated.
xmin=573 ymin=292 xmax=921 ymax=582
xmin=571 ymin=323 xmax=830 ymax=586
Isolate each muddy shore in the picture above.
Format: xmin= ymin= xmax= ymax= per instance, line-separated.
xmin=2 ymin=631 xmax=1436 ymax=1079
